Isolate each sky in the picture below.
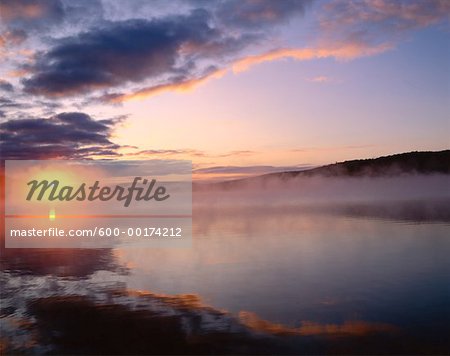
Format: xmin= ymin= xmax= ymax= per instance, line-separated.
xmin=0 ymin=0 xmax=449 ymax=180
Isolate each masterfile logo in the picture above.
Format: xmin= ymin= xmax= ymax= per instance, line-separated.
xmin=26 ymin=177 xmax=170 ymax=207
xmin=5 ymin=160 xmax=192 ymax=248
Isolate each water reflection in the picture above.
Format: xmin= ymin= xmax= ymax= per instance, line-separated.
xmin=0 ymin=247 xmax=125 ymax=277
xmin=1 ymin=189 xmax=450 ymax=354
xmin=238 ymin=311 xmax=398 ymax=336
xmin=0 ymin=283 xmax=406 ymax=355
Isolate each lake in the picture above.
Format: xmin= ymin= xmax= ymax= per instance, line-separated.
xmin=1 ymin=176 xmax=450 ymax=354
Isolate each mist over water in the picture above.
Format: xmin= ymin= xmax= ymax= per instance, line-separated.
xmin=2 ymin=174 xmax=450 ymax=354
xmin=196 ymin=174 xmax=450 ymax=201
xmin=195 ymin=174 xmax=450 ymax=222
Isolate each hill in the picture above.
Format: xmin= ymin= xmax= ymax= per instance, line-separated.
xmin=269 ymin=150 xmax=450 ymax=179
xmin=199 ymin=150 xmax=450 ymax=189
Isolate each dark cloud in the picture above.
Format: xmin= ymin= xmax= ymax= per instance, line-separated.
xmin=0 ymin=80 xmax=14 ymax=92
xmin=22 ymin=9 xmax=252 ymax=97
xmin=21 ymin=1 xmax=313 ymax=99
xmin=0 ymin=112 xmax=123 ymax=159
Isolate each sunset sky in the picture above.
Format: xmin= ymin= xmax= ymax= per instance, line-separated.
xmin=0 ymin=0 xmax=449 ymax=180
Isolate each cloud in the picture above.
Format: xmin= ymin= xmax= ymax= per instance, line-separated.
xmin=0 ymin=96 xmax=67 ymax=121
xmin=0 ymin=79 xmax=14 ymax=92
xmin=60 ymin=0 xmax=104 ymax=26
xmin=232 ymin=42 xmax=393 ymax=73
xmin=128 ymin=148 xmax=257 ymax=160
xmin=226 ymin=0 xmax=449 ymax=75
xmin=22 ymin=9 xmax=252 ymax=98
xmin=0 ymin=29 xmax=28 ymax=60
xmin=307 ymin=75 xmax=331 ymax=83
xmin=101 ymin=40 xmax=390 ymax=103
xmin=314 ymin=0 xmax=450 ymax=59
xmin=320 ymin=0 xmax=450 ymax=36
xmin=134 ymin=148 xmax=206 ymax=158
xmin=0 ymin=0 xmax=65 ymax=29
xmin=0 ymin=98 xmax=24 ymax=109
xmin=102 ymin=67 xmax=227 ymax=103
xmin=4 ymin=0 xmax=449 ymax=104
xmin=7 ymin=68 xmax=32 ymax=78
xmin=0 ymin=29 xmax=27 ymax=46
xmin=0 ymin=112 xmax=124 ymax=159
xmin=215 ymin=0 xmax=312 ymax=29
xmin=0 ymin=30 xmax=34 ymax=62
xmin=20 ymin=1 xmax=315 ymax=100
xmin=215 ymin=150 xmax=256 ymax=158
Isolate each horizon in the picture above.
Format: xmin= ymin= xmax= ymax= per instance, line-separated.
xmin=193 ymin=149 xmax=450 ymax=182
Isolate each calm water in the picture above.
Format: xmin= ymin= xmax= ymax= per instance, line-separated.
xmin=1 ymin=195 xmax=450 ymax=354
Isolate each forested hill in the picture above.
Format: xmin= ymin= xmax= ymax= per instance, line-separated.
xmin=201 ymin=150 xmax=450 ymax=189
xmin=270 ymin=150 xmax=450 ymax=179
